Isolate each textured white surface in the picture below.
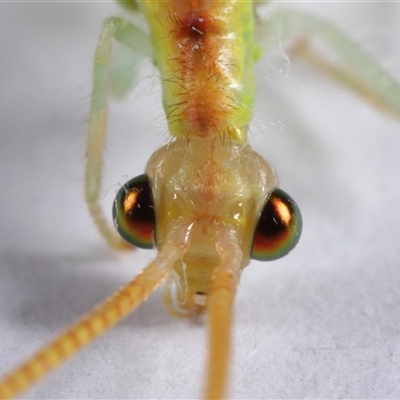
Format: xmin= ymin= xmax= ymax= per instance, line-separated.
xmin=0 ymin=1 xmax=400 ymax=399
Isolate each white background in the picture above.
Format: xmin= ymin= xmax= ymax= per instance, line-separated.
xmin=1 ymin=1 xmax=400 ymax=399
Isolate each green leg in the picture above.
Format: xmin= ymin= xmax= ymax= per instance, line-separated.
xmin=85 ymin=16 xmax=151 ymax=250
xmin=257 ymin=10 xmax=400 ymax=120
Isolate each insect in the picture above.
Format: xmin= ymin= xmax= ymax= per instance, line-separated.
xmin=0 ymin=0 xmax=400 ymax=398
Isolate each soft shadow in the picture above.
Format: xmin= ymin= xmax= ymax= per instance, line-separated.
xmin=0 ymin=245 xmax=178 ymax=333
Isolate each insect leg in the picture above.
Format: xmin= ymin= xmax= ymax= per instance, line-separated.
xmin=257 ymin=10 xmax=400 ymax=120
xmin=86 ymin=16 xmax=151 ymax=250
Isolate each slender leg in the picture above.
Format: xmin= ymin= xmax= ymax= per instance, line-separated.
xmin=257 ymin=10 xmax=400 ymax=120
xmin=205 ymin=227 xmax=243 ymax=400
xmin=85 ymin=17 xmax=151 ymax=250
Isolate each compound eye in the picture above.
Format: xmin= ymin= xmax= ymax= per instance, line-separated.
xmin=251 ymin=189 xmax=302 ymax=261
xmin=112 ymin=174 xmax=155 ymax=249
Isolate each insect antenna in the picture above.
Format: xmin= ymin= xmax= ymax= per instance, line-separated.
xmin=205 ymin=226 xmax=243 ymax=400
xmin=0 ymin=223 xmax=192 ymax=399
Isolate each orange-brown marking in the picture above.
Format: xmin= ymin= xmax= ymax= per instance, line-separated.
xmin=166 ymin=8 xmax=234 ymax=137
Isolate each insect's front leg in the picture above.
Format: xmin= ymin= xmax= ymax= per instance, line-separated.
xmin=85 ymin=16 xmax=151 ymax=250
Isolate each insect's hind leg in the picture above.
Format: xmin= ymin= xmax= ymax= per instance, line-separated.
xmin=257 ymin=10 xmax=400 ymax=120
xmin=86 ymin=16 xmax=151 ymax=250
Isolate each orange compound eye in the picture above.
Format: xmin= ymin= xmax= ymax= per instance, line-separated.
xmin=112 ymin=174 xmax=156 ymax=249
xmin=251 ymin=189 xmax=302 ymax=261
